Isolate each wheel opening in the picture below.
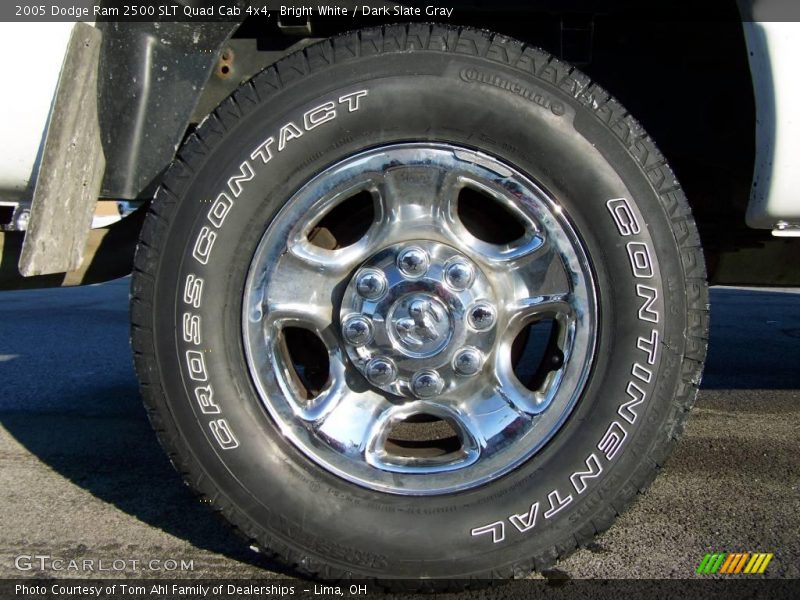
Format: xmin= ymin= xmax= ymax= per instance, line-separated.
xmin=0 ymin=205 xmax=14 ymax=227
xmin=307 ymin=190 xmax=374 ymax=249
xmin=281 ymin=326 xmax=330 ymax=399
xmin=511 ymin=318 xmax=564 ymax=391
xmin=384 ymin=414 xmax=463 ymax=458
xmin=457 ymin=185 xmax=526 ymax=245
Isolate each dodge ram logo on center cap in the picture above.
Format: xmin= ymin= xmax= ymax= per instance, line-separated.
xmin=394 ymin=296 xmax=449 ymax=351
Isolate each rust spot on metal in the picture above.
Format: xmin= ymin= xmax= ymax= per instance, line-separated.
xmin=215 ymin=47 xmax=234 ymax=80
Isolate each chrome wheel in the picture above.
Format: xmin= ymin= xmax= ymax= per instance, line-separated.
xmin=243 ymin=143 xmax=597 ymax=495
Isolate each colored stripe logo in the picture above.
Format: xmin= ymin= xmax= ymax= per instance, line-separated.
xmin=696 ymin=552 xmax=773 ymax=574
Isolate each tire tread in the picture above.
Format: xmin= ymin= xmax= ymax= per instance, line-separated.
xmin=130 ymin=23 xmax=708 ymax=589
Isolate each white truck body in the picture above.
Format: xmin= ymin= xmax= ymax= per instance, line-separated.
xmin=1 ymin=19 xmax=798 ymax=235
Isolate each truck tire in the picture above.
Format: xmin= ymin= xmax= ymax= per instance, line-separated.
xmin=131 ymin=24 xmax=708 ymax=582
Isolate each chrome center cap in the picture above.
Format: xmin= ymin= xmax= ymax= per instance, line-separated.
xmin=389 ymin=294 xmax=451 ymax=357
xmin=340 ymin=240 xmax=498 ymax=399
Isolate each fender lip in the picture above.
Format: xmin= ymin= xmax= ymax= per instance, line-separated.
xmin=742 ymin=20 xmax=800 ymax=229
xmin=95 ymin=20 xmax=239 ymax=200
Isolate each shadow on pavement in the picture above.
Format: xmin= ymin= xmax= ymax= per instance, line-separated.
xmin=0 ymin=277 xmax=288 ymax=574
xmin=703 ymin=287 xmax=800 ymax=390
xmin=0 ymin=279 xmax=798 ymax=571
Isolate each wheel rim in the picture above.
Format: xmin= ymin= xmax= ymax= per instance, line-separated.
xmin=243 ymin=143 xmax=597 ymax=495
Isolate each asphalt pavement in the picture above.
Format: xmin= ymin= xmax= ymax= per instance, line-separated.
xmin=0 ymin=278 xmax=798 ymax=580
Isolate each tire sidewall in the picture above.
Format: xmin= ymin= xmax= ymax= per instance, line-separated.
xmin=151 ymin=49 xmax=686 ymax=576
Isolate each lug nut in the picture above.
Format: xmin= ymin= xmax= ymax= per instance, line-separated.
xmin=410 ymin=370 xmax=444 ymax=398
xmin=342 ymin=315 xmax=373 ymax=346
xmin=365 ymin=357 xmax=396 ymax=386
xmin=397 ymin=246 xmax=429 ymax=278
xmin=468 ymin=302 xmax=496 ymax=331
xmin=453 ymin=347 xmax=483 ymax=376
xmin=356 ymin=269 xmax=387 ymax=300
xmin=444 ymin=259 xmax=474 ymax=291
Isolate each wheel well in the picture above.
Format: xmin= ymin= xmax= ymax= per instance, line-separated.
xmin=212 ymin=3 xmax=756 ymax=263
xmin=5 ymin=4 xmax=766 ymax=291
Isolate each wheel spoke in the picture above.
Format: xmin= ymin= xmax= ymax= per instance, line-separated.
xmin=453 ymin=387 xmax=532 ymax=452
xmin=445 ymin=176 xmax=546 ymax=265
xmin=430 ymin=169 xmax=462 ymax=223
xmin=372 ymin=166 xmax=462 ymax=243
xmin=496 ymin=291 xmax=574 ymax=416
xmin=286 ymin=229 xmax=376 ymax=281
xmin=262 ymin=301 xmax=332 ymax=333
xmin=506 ymin=292 xmax=573 ymax=330
xmin=362 ymin=401 xmax=482 ymax=472
xmin=492 ymin=362 xmax=552 ymax=416
xmin=465 ymin=227 xmax=545 ymax=266
xmin=249 ymin=251 xmax=342 ymax=333
xmin=314 ymin=383 xmax=393 ymax=458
